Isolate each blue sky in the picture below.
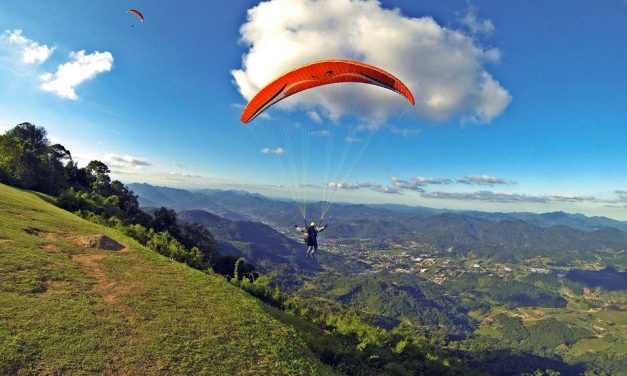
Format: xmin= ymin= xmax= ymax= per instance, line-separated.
xmin=1 ymin=0 xmax=626 ymax=219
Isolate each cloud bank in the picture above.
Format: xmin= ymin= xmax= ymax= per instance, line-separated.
xmin=325 ymin=181 xmax=627 ymax=208
xmin=232 ymin=0 xmax=511 ymax=125
xmin=456 ymin=175 xmax=516 ymax=185
xmin=40 ymin=50 xmax=113 ymax=99
xmin=330 ymin=174 xmax=515 ymax=194
xmin=328 ymin=181 xmax=401 ymax=194
xmin=422 ymin=191 xmax=595 ymax=204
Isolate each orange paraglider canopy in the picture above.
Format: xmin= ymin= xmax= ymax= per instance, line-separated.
xmin=128 ymin=9 xmax=144 ymax=22
xmin=241 ymin=59 xmax=415 ymax=123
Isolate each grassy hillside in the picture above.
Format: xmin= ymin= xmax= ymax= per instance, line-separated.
xmin=0 ymin=183 xmax=335 ymax=375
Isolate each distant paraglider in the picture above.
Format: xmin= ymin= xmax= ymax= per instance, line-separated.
xmin=241 ymin=59 xmax=415 ymax=123
xmin=128 ymin=9 xmax=144 ymax=27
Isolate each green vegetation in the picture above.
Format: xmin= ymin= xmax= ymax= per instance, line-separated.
xmin=302 ymin=273 xmax=475 ymax=336
xmin=525 ymin=319 xmax=588 ymax=352
xmin=0 ymin=183 xmax=334 ymax=375
xmin=493 ymin=314 xmax=529 ymax=343
xmin=451 ymin=273 xmax=567 ymax=308
xmin=0 ymin=123 xmax=69 ymax=195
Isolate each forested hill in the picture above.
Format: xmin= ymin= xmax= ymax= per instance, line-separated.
xmin=0 ymin=184 xmax=334 ymax=375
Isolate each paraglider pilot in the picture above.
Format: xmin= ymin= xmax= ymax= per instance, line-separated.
xmin=295 ymin=221 xmax=327 ymax=258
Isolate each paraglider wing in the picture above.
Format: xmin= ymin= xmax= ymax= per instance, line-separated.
xmin=128 ymin=9 xmax=144 ymax=22
xmin=241 ymin=59 xmax=415 ymax=123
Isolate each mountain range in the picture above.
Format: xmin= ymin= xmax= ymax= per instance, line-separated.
xmin=129 ymin=183 xmax=627 ymax=261
xmin=129 ymin=183 xmax=627 ymax=232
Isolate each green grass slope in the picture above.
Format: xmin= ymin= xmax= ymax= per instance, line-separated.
xmin=0 ymin=183 xmax=335 ymax=375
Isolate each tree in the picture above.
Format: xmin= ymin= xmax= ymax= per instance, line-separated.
xmin=64 ymin=161 xmax=91 ymax=191
xmin=5 ymin=123 xmax=49 ymax=155
xmin=179 ymin=222 xmax=218 ymax=262
xmin=85 ymin=160 xmax=111 ymax=195
xmin=108 ymin=180 xmax=150 ymax=225
xmin=49 ymin=144 xmax=71 ymax=160
xmin=0 ymin=123 xmax=69 ymax=194
xmin=151 ymin=207 xmax=179 ymax=236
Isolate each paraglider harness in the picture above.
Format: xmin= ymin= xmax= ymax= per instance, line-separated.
xmin=304 ymin=226 xmax=316 ymax=244
xmin=299 ymin=221 xmax=323 ymax=244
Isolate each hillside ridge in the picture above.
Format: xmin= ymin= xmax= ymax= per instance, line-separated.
xmin=0 ymin=183 xmax=334 ymax=375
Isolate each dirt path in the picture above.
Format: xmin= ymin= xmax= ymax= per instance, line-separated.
xmin=72 ymin=253 xmax=116 ymax=302
xmin=39 ymin=230 xmax=130 ymax=306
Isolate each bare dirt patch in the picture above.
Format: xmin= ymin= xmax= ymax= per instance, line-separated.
xmin=37 ymin=231 xmax=130 ymax=306
xmin=71 ymin=252 xmax=137 ymax=308
xmin=42 ymin=244 xmax=63 ymax=254
xmin=72 ymin=253 xmax=111 ymax=297
xmin=0 ymin=238 xmax=11 ymax=244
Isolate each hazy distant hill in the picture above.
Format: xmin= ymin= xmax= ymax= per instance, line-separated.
xmin=130 ymin=183 xmax=627 ymax=232
xmin=128 ymin=183 xmax=249 ymax=220
xmin=330 ymin=214 xmax=627 ymax=260
xmin=131 ymin=183 xmax=627 ymax=261
xmin=368 ymin=203 xmax=627 ymax=232
xmin=128 ymin=183 xmax=403 ymax=225
xmin=458 ymin=210 xmax=627 ymax=232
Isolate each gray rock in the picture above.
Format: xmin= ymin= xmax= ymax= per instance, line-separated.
xmin=86 ymin=234 xmax=124 ymax=251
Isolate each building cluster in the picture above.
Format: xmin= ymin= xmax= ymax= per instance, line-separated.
xmin=318 ymin=238 xmax=524 ymax=285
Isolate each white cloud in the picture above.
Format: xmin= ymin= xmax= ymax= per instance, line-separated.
xmin=104 ymin=154 xmax=151 ymax=168
xmin=2 ymin=29 xmax=55 ymax=64
xmin=260 ymin=147 xmax=285 ymax=155
xmin=422 ymin=190 xmax=597 ymax=204
xmin=459 ymin=6 xmax=494 ymax=35
xmin=328 ymin=181 xmax=401 ymax=194
xmin=455 ymin=175 xmax=516 ymax=185
xmin=331 ymin=174 xmax=516 ymax=195
xmin=307 ymin=110 xmax=323 ymax=123
xmin=392 ymin=176 xmax=452 ymax=190
xmin=232 ymin=0 xmax=511 ymax=126
xmin=345 ymin=136 xmax=361 ymax=143
xmin=40 ymin=50 xmax=113 ymax=99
